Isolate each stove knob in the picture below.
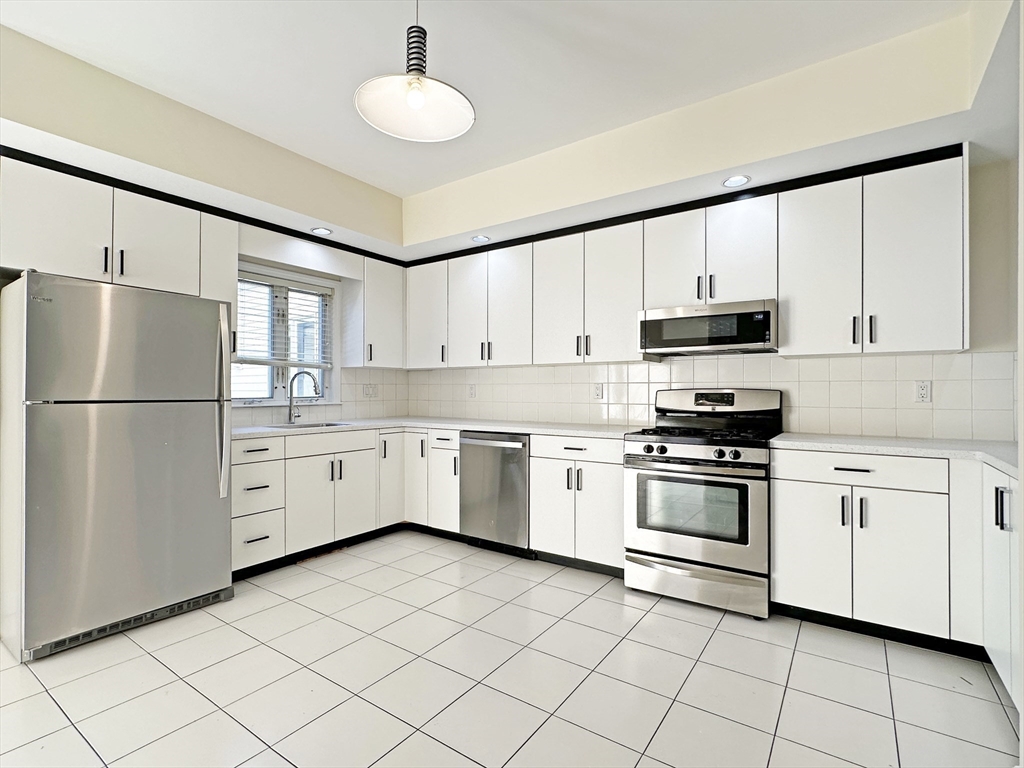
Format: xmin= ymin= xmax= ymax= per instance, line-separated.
xmin=643 ymin=444 xmax=655 ymax=454
xmin=656 ymin=445 xmax=668 ymax=455
xmin=712 ymin=448 xmax=726 ymax=459
xmin=729 ymin=449 xmax=742 ymax=461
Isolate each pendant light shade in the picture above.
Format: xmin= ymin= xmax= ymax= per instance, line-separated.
xmin=354 ymin=24 xmax=475 ymax=142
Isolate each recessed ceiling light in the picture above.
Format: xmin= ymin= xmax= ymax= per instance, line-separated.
xmin=311 ymin=227 xmax=332 ymax=236
xmin=472 ymin=235 xmax=490 ymax=243
xmin=723 ymin=175 xmax=751 ymax=188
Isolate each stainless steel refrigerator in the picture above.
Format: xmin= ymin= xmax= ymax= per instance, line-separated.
xmin=0 ymin=272 xmax=232 ymax=661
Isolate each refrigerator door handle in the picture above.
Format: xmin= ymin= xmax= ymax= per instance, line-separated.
xmin=217 ymin=302 xmax=231 ymax=499
xmin=218 ymin=303 xmax=231 ymax=401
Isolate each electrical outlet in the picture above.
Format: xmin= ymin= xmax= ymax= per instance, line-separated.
xmin=593 ymin=383 xmax=604 ymax=400
xmin=468 ymin=384 xmax=476 ymax=399
xmin=362 ymin=384 xmax=370 ymax=398
xmin=914 ymin=380 xmax=932 ymax=403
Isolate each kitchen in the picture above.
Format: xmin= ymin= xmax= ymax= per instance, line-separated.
xmin=0 ymin=2 xmax=1021 ymax=767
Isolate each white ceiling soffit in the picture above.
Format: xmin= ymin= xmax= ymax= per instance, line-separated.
xmin=0 ymin=0 xmax=972 ymax=199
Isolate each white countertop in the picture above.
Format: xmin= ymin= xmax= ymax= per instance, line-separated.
xmin=771 ymin=433 xmax=1018 ymax=478
xmin=232 ymin=417 xmax=629 ymax=441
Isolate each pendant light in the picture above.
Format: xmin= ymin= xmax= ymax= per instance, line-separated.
xmin=353 ymin=1 xmax=475 ymax=142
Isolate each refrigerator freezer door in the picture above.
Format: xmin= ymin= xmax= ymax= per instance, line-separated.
xmin=24 ymin=272 xmax=225 ymax=402
xmin=23 ymin=402 xmax=230 ymax=652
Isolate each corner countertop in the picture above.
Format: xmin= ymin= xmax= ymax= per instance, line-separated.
xmin=771 ymin=433 xmax=1018 ymax=479
xmin=232 ymin=417 xmax=630 ymax=442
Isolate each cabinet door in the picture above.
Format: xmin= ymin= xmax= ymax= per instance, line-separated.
xmin=487 ymin=245 xmax=533 ymax=366
xmin=0 ymin=159 xmax=113 ymax=281
xmin=447 ymin=252 xmax=489 ymax=367
xmin=863 ymin=157 xmax=964 ymax=353
xmin=778 ymin=179 xmax=862 ymax=356
xmin=1009 ymin=478 xmax=1021 ymax=710
xmin=378 ymin=434 xmax=405 ymax=527
xmin=771 ymin=479 xmax=852 ymax=617
xmin=406 ymin=261 xmax=448 ymax=369
xmin=583 ymin=222 xmax=643 ymax=363
xmin=404 ymin=433 xmax=429 ymax=525
xmin=364 ymin=259 xmax=405 ymax=368
xmin=533 ymin=234 xmax=584 ymax=365
xmin=336 ymin=449 xmax=378 ymax=539
xmin=853 ymin=487 xmax=949 ymax=637
xmin=112 ymin=189 xmax=200 ymax=295
xmin=983 ymin=464 xmax=1012 ymax=691
xmin=199 ymin=214 xmax=238 ymax=325
xmin=643 ymin=210 xmax=706 ymax=309
xmin=428 ymin=448 xmax=460 ymax=532
xmin=574 ymin=461 xmax=624 ymax=567
xmin=706 ymin=194 xmax=778 ymax=304
xmin=284 ymin=455 xmax=336 ymax=554
xmin=529 ymin=457 xmax=575 ymax=558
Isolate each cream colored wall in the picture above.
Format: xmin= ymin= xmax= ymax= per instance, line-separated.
xmin=970 ymin=159 xmax=1019 ymax=351
xmin=969 ymin=0 xmax=1015 ymax=100
xmin=0 ymin=26 xmax=403 ymax=247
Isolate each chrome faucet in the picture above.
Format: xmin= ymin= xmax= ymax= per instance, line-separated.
xmin=288 ymin=371 xmax=321 ymax=424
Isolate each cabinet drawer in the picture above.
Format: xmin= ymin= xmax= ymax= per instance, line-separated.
xmin=232 ymin=509 xmax=285 ymax=570
xmin=286 ymin=429 xmax=377 ymax=458
xmin=771 ymin=449 xmax=948 ymax=493
xmin=531 ymin=435 xmax=623 ymax=465
xmin=231 ymin=461 xmax=285 ymax=518
xmin=232 ymin=437 xmax=284 ymax=465
xmin=428 ymin=429 xmax=460 ymax=449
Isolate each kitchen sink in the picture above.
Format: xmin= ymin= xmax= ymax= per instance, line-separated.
xmin=267 ymin=422 xmax=351 ymax=429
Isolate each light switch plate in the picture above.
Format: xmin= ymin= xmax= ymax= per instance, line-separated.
xmin=914 ymin=380 xmax=932 ymax=403
xmin=593 ymin=383 xmax=604 ymax=400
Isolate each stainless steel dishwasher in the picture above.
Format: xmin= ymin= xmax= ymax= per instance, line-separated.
xmin=459 ymin=431 xmax=529 ymax=548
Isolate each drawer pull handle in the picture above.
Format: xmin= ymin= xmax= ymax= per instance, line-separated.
xmin=435 ymin=437 xmax=452 ymax=442
xmin=833 ymin=467 xmax=872 ymax=473
xmin=243 ymin=485 xmax=270 ymax=492
xmin=564 ymin=446 xmax=586 ymax=452
xmin=243 ymin=535 xmax=270 ymax=544
xmin=243 ymin=448 xmax=270 ymax=454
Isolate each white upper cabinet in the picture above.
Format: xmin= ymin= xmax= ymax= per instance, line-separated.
xmin=406 ymin=261 xmax=448 ymax=369
xmin=0 ymin=159 xmax=113 ymax=282
xmin=447 ymin=252 xmax=489 ymax=367
xmin=643 ymin=210 xmax=706 ymax=309
xmin=364 ymin=258 xmax=405 ymax=368
xmin=705 ymin=194 xmax=778 ymax=304
xmin=112 ymin=189 xmax=200 ymax=295
xmin=584 ymin=222 xmax=643 ymax=363
xmin=778 ymin=179 xmax=863 ymax=356
xmin=863 ymin=156 xmax=964 ymax=353
xmin=533 ymin=234 xmax=585 ymax=365
xmin=487 ymin=244 xmax=533 ymax=366
xmin=199 ymin=214 xmax=238 ymax=327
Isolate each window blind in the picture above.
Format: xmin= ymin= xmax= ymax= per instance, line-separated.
xmin=234 ymin=274 xmax=333 ymax=370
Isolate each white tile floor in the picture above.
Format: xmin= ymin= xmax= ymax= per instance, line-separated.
xmin=0 ymin=530 xmax=1019 ymax=768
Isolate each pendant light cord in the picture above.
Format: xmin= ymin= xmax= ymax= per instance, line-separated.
xmin=406 ymin=0 xmax=426 ymax=76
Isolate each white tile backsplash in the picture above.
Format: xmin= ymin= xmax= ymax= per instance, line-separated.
xmin=404 ymin=351 xmax=1016 ymax=440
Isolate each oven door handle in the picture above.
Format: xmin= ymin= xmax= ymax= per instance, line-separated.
xmin=624 ymin=457 xmax=766 ymax=479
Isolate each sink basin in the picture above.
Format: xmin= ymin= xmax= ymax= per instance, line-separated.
xmin=267 ymin=422 xmax=351 ymax=430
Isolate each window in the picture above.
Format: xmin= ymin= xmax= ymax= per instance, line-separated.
xmin=231 ymin=270 xmax=333 ymax=402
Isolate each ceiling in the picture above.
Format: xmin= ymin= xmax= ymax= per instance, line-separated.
xmin=0 ymin=0 xmax=973 ymax=198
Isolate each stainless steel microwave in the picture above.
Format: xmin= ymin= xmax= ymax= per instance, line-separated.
xmin=638 ymin=299 xmax=777 ymax=360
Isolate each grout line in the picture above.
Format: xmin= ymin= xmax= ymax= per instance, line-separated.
xmin=766 ymin=620 xmax=802 ymax=766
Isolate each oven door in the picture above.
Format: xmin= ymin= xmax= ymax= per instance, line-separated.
xmin=624 ymin=458 xmax=768 ymax=574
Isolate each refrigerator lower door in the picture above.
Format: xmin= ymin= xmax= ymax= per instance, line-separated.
xmin=23 ymin=402 xmax=230 ymax=653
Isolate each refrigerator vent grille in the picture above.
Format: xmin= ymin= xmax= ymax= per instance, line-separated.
xmin=39 ymin=590 xmax=229 ymax=658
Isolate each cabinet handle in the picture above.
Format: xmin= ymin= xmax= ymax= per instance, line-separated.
xmin=330 ymin=460 xmax=335 ymax=482
xmin=487 ymin=341 xmax=492 ymax=360
xmin=231 ymin=331 xmax=237 ymax=355
xmin=338 ymin=459 xmax=343 ymax=480
xmin=576 ymin=467 xmax=583 ymax=491
xmin=454 ymin=456 xmax=458 ymax=476
xmin=852 ymin=317 xmax=858 ymax=345
xmin=243 ymin=535 xmax=270 ymax=545
xmin=996 ymin=487 xmax=1012 ymax=531
xmin=868 ymin=315 xmax=876 ymax=344
xmin=567 ymin=467 xmax=573 ymax=490
xmin=840 ymin=495 xmax=847 ymax=526
xmin=564 ymin=446 xmax=586 ymax=452
xmin=243 ymin=485 xmax=270 ymax=492
xmin=858 ymin=497 xmax=866 ymax=528
xmin=481 ymin=341 xmax=486 ymax=361
xmin=119 ymin=249 xmax=125 ymax=276
xmin=709 ymin=274 xmax=715 ymax=299
xmin=585 ymin=335 xmax=591 ymax=356
xmin=833 ymin=467 xmax=872 ymax=473
xmin=102 ymin=246 xmax=109 ymax=274
xmin=696 ymin=275 xmax=703 ymax=301
xmin=382 ymin=439 xmax=387 ymax=459
xmin=576 ymin=335 xmax=582 ymax=357
xmin=441 ymin=344 xmax=446 ymax=363
xmin=243 ymin=447 xmax=269 ymax=454
xmin=421 ymin=439 xmax=425 ymax=458
xmin=368 ymin=343 xmax=373 ymax=362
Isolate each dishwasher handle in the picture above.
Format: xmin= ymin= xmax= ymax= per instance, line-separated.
xmin=460 ymin=438 xmax=527 ymax=450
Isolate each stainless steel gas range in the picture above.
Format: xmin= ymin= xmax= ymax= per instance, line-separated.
xmin=623 ymin=388 xmax=782 ymax=618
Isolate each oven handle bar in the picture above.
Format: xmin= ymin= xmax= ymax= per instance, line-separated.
xmin=624 ymin=457 xmax=766 ymax=478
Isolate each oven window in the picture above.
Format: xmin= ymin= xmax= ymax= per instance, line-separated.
xmin=642 ymin=310 xmax=771 ymax=348
xmin=637 ymin=474 xmax=749 ymax=545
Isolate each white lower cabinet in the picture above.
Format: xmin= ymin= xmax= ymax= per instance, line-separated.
xmin=335 ymin=449 xmax=378 ymax=540
xmin=379 ymin=432 xmax=405 ymax=528
xmin=529 ymin=454 xmax=623 ymax=568
xmin=429 ymin=448 xmax=460 ymax=532
xmin=405 ymin=432 xmax=429 ymax=525
xmin=232 ymin=509 xmax=285 ymax=570
xmin=983 ymin=465 xmax=1020 ymax=708
xmin=285 ymin=454 xmax=337 ymax=555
